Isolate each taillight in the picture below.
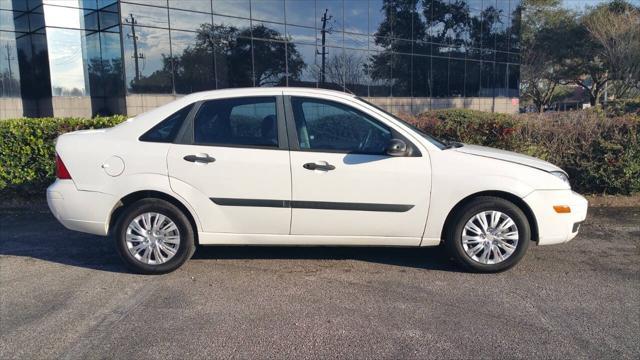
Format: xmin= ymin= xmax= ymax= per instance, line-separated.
xmin=56 ymin=154 xmax=72 ymax=180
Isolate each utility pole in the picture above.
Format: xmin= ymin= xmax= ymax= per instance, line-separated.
xmin=4 ymin=44 xmax=14 ymax=80
xmin=125 ymin=14 xmax=144 ymax=81
xmin=318 ymin=8 xmax=332 ymax=85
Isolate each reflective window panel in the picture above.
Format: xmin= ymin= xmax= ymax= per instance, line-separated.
xmin=0 ymin=30 xmax=21 ymax=96
xmin=431 ymin=56 xmax=448 ymax=97
xmin=46 ymin=27 xmax=90 ymax=96
xmin=251 ymin=0 xmax=284 ymax=23
xmin=288 ymin=42 xmax=319 ymax=88
xmin=0 ymin=0 xmax=522 ymax=109
xmin=391 ymin=53 xmax=412 ymax=97
xmin=171 ymin=29 xmax=215 ymax=93
xmin=122 ymin=24 xmax=172 ymax=93
xmin=411 ymin=54 xmax=430 ymax=97
xmin=213 ymin=0 xmax=249 ymax=18
xmin=168 ymin=0 xmax=211 ymax=13
xmin=169 ymin=8 xmax=211 ymax=31
xmin=120 ymin=2 xmax=168 ymax=27
xmin=465 ymin=59 xmax=481 ymax=97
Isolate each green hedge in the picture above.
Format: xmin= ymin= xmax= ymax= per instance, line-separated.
xmin=0 ymin=116 xmax=126 ymax=197
xmin=604 ymin=98 xmax=640 ymax=117
xmin=1 ymin=110 xmax=638 ymax=198
xmin=401 ymin=109 xmax=640 ymax=195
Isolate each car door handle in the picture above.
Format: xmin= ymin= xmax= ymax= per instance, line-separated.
xmin=303 ymin=162 xmax=335 ymax=171
xmin=183 ymin=154 xmax=216 ymax=164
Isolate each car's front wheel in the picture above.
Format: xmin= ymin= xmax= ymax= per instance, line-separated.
xmin=114 ymin=198 xmax=195 ymax=274
xmin=445 ymin=196 xmax=531 ymax=272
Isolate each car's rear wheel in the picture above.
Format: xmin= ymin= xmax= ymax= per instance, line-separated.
xmin=445 ymin=196 xmax=530 ymax=272
xmin=114 ymin=198 xmax=195 ymax=274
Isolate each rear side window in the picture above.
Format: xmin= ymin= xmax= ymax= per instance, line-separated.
xmin=193 ymin=97 xmax=278 ymax=147
xmin=140 ymin=104 xmax=193 ymax=143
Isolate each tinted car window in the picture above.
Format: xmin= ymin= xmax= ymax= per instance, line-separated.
xmin=194 ymin=97 xmax=278 ymax=147
xmin=140 ymin=104 xmax=193 ymax=143
xmin=291 ymin=97 xmax=392 ymax=154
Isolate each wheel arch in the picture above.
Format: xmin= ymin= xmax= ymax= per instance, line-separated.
xmin=108 ymin=190 xmax=200 ymax=245
xmin=440 ymin=190 xmax=539 ymax=243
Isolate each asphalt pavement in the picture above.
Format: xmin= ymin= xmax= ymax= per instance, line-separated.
xmin=1 ymin=204 xmax=639 ymax=359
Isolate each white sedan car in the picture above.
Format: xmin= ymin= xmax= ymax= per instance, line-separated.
xmin=47 ymin=88 xmax=588 ymax=274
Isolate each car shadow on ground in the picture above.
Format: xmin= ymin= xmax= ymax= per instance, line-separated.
xmin=1 ymin=232 xmax=459 ymax=275
xmin=0 ymin=209 xmax=460 ymax=274
xmin=2 ymin=237 xmax=459 ymax=274
xmin=193 ymin=245 xmax=459 ymax=272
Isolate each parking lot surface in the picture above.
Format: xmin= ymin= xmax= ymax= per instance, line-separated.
xmin=1 ymin=205 xmax=639 ymax=359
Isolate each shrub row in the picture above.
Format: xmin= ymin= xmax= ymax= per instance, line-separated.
xmin=0 ymin=116 xmax=126 ymax=197
xmin=401 ymin=109 xmax=640 ymax=195
xmin=0 ymin=110 xmax=638 ymax=198
xmin=603 ymin=98 xmax=640 ymax=117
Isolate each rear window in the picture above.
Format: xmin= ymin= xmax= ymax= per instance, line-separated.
xmin=193 ymin=97 xmax=278 ymax=148
xmin=139 ymin=104 xmax=194 ymax=143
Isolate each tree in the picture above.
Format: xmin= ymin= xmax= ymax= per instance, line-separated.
xmin=560 ymin=24 xmax=609 ymax=107
xmin=521 ymin=0 xmax=640 ymax=109
xmin=558 ymin=0 xmax=640 ymax=106
xmin=426 ymin=0 xmax=472 ymax=46
xmin=244 ymin=25 xmax=305 ymax=86
xmin=520 ymin=0 xmax=575 ymax=112
xmin=309 ymin=52 xmax=369 ymax=92
xmin=88 ymin=58 xmax=124 ymax=97
xmin=582 ymin=0 xmax=640 ymax=99
xmin=130 ymin=23 xmax=306 ymax=92
xmin=369 ymin=0 xmax=426 ymax=95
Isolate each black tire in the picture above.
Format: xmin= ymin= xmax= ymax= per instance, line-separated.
xmin=445 ymin=196 xmax=530 ymax=273
xmin=114 ymin=198 xmax=195 ymax=274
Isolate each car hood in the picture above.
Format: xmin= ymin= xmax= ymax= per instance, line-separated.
xmin=454 ymin=144 xmax=565 ymax=174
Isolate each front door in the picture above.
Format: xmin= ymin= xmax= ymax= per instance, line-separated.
xmin=286 ymin=96 xmax=431 ymax=241
xmin=167 ymin=96 xmax=291 ymax=235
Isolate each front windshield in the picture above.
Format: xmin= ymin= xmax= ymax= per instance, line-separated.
xmin=355 ymin=97 xmax=449 ymax=150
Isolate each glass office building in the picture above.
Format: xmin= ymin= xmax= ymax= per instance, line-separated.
xmin=0 ymin=0 xmax=521 ymax=118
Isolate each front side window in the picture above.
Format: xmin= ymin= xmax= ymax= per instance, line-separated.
xmin=291 ymin=97 xmax=392 ymax=154
xmin=355 ymin=97 xmax=447 ymax=150
xmin=194 ymin=97 xmax=278 ymax=147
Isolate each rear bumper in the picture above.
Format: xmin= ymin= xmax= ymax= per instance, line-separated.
xmin=47 ymin=180 xmax=115 ymax=236
xmin=523 ymin=190 xmax=589 ymax=245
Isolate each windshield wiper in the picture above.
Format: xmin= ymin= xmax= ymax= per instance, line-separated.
xmin=443 ymin=141 xmax=464 ymax=149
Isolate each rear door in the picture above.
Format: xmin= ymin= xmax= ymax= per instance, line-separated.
xmin=167 ymin=95 xmax=292 ymax=235
xmin=285 ymin=95 xmax=431 ymax=242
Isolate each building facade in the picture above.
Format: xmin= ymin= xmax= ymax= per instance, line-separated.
xmin=0 ymin=0 xmax=521 ymax=119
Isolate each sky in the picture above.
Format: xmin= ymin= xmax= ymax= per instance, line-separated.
xmin=562 ymin=0 xmax=640 ymax=11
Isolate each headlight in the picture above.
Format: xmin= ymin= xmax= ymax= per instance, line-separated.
xmin=550 ymin=171 xmax=570 ymax=187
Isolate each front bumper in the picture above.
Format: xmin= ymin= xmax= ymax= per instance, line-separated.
xmin=47 ymin=180 xmax=115 ymax=236
xmin=523 ymin=190 xmax=588 ymax=245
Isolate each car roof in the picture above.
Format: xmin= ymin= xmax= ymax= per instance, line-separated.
xmin=180 ymin=87 xmax=357 ymax=103
xmin=112 ymin=87 xmax=359 ymax=138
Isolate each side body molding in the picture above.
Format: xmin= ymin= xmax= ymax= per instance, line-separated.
xmin=211 ymin=198 xmax=414 ymax=212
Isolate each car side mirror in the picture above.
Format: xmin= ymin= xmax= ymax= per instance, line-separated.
xmin=386 ymin=138 xmax=408 ymax=157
